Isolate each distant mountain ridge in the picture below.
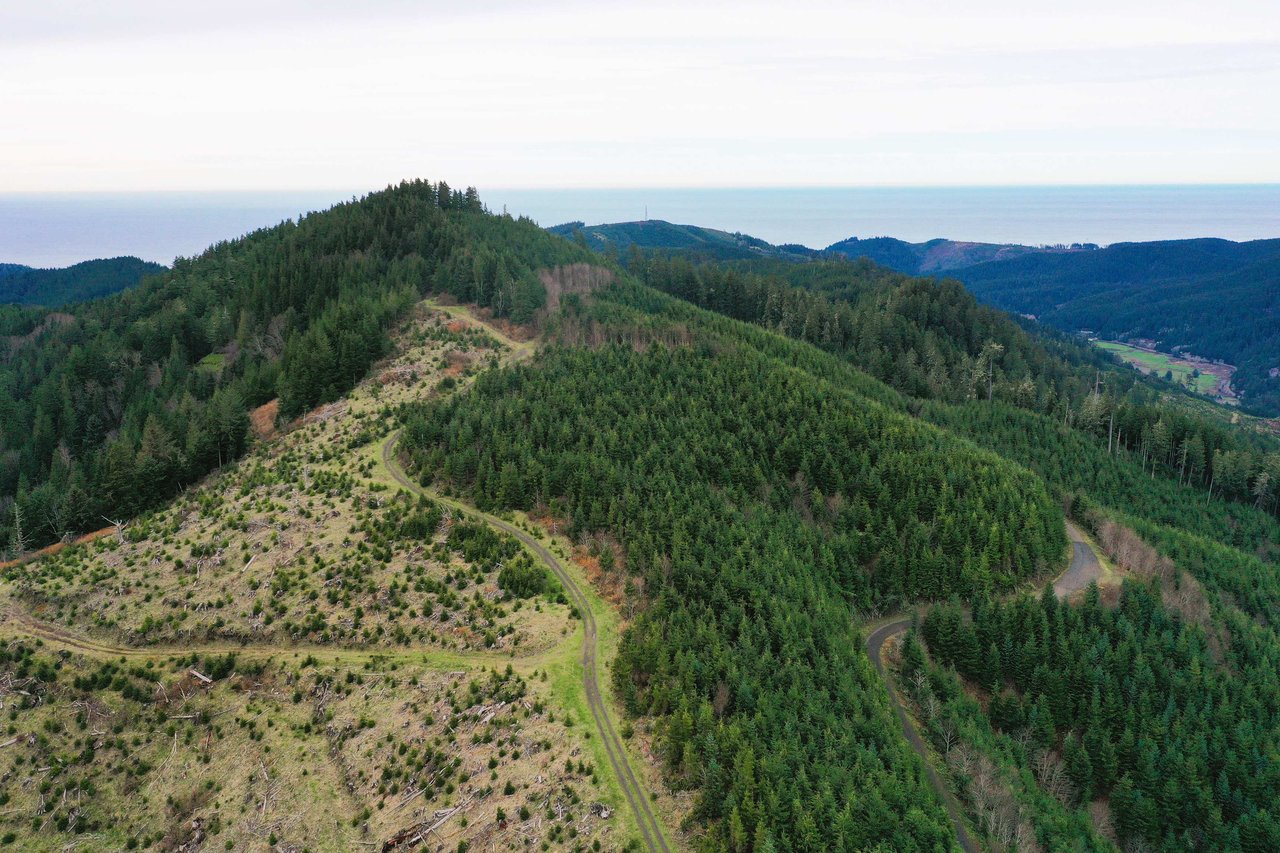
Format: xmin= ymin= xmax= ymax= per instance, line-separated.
xmin=951 ymin=237 xmax=1280 ymax=413
xmin=824 ymin=235 xmax=1101 ymax=273
xmin=0 ymin=256 xmax=165 ymax=305
xmin=550 ymin=218 xmax=1280 ymax=414
xmin=549 ymin=219 xmax=1103 ymax=272
xmin=547 ymin=219 xmax=817 ymax=262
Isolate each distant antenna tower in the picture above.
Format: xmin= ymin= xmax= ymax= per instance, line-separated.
xmin=644 ymin=205 xmax=648 ymax=221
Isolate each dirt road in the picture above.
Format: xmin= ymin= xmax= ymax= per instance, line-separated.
xmin=866 ymin=617 xmax=978 ymax=853
xmin=1054 ymin=522 xmax=1103 ymax=599
xmin=866 ymin=522 xmax=1106 ymax=853
xmin=381 ymin=434 xmax=672 ymax=853
xmin=1 ymin=605 xmax=567 ymax=674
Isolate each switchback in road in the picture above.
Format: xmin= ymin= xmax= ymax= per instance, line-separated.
xmin=866 ymin=522 xmax=1108 ymax=853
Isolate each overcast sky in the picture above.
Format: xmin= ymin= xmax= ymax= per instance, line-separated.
xmin=2 ymin=0 xmax=1278 ymax=191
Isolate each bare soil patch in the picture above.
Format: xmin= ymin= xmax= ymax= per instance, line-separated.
xmin=250 ymin=398 xmax=279 ymax=440
xmin=0 ymin=524 xmax=117 ymax=570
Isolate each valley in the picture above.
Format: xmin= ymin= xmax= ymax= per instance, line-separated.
xmin=1093 ymin=340 xmax=1237 ymax=404
xmin=6 ymin=0 xmax=1279 ymax=847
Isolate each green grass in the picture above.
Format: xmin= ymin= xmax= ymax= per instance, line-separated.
xmin=1096 ymin=341 xmax=1220 ymax=395
xmin=195 ymin=352 xmax=225 ymax=373
xmin=361 ymin=301 xmax=674 ymax=849
xmin=366 ymin=438 xmax=671 ymax=850
xmin=482 ymin=513 xmax=674 ymax=851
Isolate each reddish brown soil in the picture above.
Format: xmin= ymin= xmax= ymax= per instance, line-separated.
xmin=249 ymin=399 xmax=280 ymax=438
xmin=573 ymin=546 xmax=628 ymax=611
xmin=250 ymin=399 xmax=279 ymax=440
xmin=0 ymin=525 xmax=117 ymax=570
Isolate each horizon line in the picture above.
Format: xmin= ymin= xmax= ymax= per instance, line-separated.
xmin=2 ymin=181 xmax=1280 ymax=196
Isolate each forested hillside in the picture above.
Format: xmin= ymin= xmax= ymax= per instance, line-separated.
xmin=562 ymin=221 xmax=1280 ymax=413
xmin=920 ymin=582 xmax=1280 ymax=850
xmin=0 ymin=256 xmax=166 ymax=305
xmin=905 ymin=399 xmax=1280 ymax=848
xmin=633 ymin=254 xmax=1113 ymax=410
xmin=620 ymin=245 xmax=1280 ymax=558
xmin=6 ymin=183 xmax=1280 ymax=852
xmin=952 ymin=238 xmax=1280 ymax=414
xmin=0 ymin=181 xmax=592 ymax=551
xmin=628 ymin=252 xmax=1280 ymax=527
xmin=548 ymin=220 xmax=816 ymax=263
xmin=1 ymin=188 xmax=1070 ymax=852
xmin=631 ymin=241 xmax=1280 ymax=850
xmin=401 ymin=280 xmax=1065 ymax=851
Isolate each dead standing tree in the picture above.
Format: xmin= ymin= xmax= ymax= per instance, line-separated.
xmin=102 ymin=515 xmax=129 ymax=545
xmin=7 ymin=503 xmax=28 ymax=559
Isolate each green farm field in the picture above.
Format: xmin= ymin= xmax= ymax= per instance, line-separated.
xmin=1095 ymin=340 xmax=1226 ymax=396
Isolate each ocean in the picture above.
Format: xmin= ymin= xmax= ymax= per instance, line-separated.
xmin=2 ymin=185 xmax=1277 ymax=268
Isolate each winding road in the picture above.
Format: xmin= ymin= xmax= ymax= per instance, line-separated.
xmin=1 ymin=306 xmax=672 ymax=852
xmin=1054 ymin=522 xmax=1104 ymax=599
xmin=866 ymin=617 xmax=978 ymax=853
xmin=4 ymin=435 xmax=673 ymax=853
xmin=381 ymin=433 xmax=672 ymax=853
xmin=866 ymin=523 xmax=1106 ymax=853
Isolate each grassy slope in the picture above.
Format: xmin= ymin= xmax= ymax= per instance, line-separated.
xmin=365 ymin=441 xmax=663 ymax=847
xmin=1095 ymin=341 xmax=1223 ymax=396
xmin=0 ymin=302 xmax=641 ymax=853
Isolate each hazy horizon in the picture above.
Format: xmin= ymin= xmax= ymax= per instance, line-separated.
xmin=4 ymin=184 xmax=1277 ymax=268
xmin=4 ymin=1 xmax=1278 ymax=191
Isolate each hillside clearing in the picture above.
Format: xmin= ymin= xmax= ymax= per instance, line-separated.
xmin=0 ymin=301 xmax=645 ymax=853
xmin=1095 ymin=340 xmax=1236 ymax=403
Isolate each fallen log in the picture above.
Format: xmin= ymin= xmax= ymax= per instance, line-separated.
xmin=382 ymin=798 xmax=471 ymax=851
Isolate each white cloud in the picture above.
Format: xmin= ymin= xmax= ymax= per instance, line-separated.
xmin=1 ymin=0 xmax=1277 ymax=189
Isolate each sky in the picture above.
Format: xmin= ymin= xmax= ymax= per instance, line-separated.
xmin=2 ymin=0 xmax=1279 ymax=191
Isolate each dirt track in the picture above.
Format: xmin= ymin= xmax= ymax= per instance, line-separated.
xmin=866 ymin=617 xmax=978 ymax=853
xmin=0 ymin=303 xmax=672 ymax=852
xmin=1054 ymin=522 xmax=1103 ymax=598
xmin=3 ymin=437 xmax=673 ymax=853
xmin=866 ymin=523 xmax=1106 ymax=853
xmin=382 ymin=434 xmax=671 ymax=853
xmin=2 ymin=606 xmax=569 ymax=675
